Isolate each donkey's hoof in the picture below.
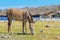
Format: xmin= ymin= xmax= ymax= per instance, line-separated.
xmin=31 ymin=33 xmax=34 ymax=35
xmin=9 ymin=33 xmax=12 ymax=35
xmin=9 ymin=32 xmax=14 ymax=35
xmin=23 ymin=33 xmax=25 ymax=35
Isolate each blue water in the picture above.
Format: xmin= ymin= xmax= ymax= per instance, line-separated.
xmin=33 ymin=17 xmax=60 ymax=21
xmin=0 ymin=16 xmax=60 ymax=21
xmin=0 ymin=16 xmax=7 ymax=20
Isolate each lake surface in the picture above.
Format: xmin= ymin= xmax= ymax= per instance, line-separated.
xmin=0 ymin=16 xmax=7 ymax=20
xmin=0 ymin=16 xmax=60 ymax=22
xmin=33 ymin=17 xmax=60 ymax=21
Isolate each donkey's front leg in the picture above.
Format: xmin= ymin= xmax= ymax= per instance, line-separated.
xmin=22 ymin=20 xmax=25 ymax=34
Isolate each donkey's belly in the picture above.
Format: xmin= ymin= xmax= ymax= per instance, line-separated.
xmin=13 ymin=16 xmax=23 ymax=21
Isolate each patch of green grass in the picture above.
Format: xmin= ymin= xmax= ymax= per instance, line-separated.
xmin=0 ymin=20 xmax=60 ymax=40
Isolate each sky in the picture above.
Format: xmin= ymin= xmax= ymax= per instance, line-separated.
xmin=0 ymin=0 xmax=60 ymax=9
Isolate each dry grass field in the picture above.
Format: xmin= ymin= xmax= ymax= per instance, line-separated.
xmin=0 ymin=20 xmax=60 ymax=40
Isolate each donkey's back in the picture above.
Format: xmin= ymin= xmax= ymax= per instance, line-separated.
xmin=7 ymin=8 xmax=28 ymax=21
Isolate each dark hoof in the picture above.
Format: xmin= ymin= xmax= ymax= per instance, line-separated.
xmin=23 ymin=33 xmax=25 ymax=35
xmin=31 ymin=33 xmax=34 ymax=35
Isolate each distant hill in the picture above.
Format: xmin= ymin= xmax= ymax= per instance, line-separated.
xmin=0 ymin=5 xmax=60 ymax=15
xmin=29 ymin=5 xmax=60 ymax=15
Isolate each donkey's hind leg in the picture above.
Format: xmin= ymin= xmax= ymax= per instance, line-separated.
xmin=8 ymin=19 xmax=12 ymax=34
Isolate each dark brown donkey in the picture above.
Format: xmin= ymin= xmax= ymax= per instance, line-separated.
xmin=6 ymin=8 xmax=34 ymax=35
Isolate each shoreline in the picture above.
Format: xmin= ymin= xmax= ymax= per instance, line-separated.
xmin=0 ymin=18 xmax=60 ymax=22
